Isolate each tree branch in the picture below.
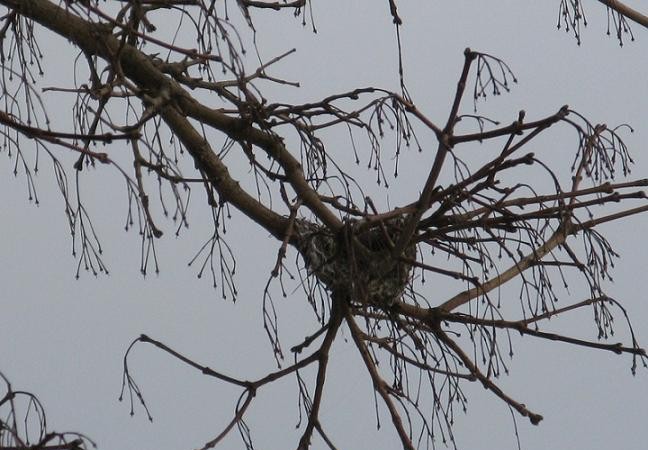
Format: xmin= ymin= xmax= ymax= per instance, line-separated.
xmin=597 ymin=0 xmax=648 ymax=29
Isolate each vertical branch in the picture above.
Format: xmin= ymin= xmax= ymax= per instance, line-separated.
xmin=297 ymin=294 xmax=343 ymax=450
xmin=393 ymin=48 xmax=477 ymax=257
xmin=131 ymin=139 xmax=164 ymax=238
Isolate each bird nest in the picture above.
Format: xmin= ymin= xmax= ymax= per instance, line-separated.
xmin=296 ymin=218 xmax=416 ymax=308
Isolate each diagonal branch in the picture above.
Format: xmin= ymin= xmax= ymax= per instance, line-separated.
xmin=440 ymin=310 xmax=646 ymax=356
xmin=435 ymin=329 xmax=544 ymax=425
xmin=0 ymin=0 xmax=341 ymax=236
xmin=297 ymin=297 xmax=343 ymax=450
xmin=597 ymin=0 xmax=648 ymax=29
xmin=438 ymin=221 xmax=575 ymax=312
xmin=344 ymin=305 xmax=416 ymax=450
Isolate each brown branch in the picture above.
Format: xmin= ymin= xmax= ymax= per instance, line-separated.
xmin=520 ymin=296 xmax=604 ymax=324
xmin=314 ymin=423 xmax=339 ymax=450
xmin=240 ymin=0 xmax=306 ymax=10
xmin=440 ymin=311 xmax=646 ymax=356
xmin=597 ymin=0 xmax=648 ymax=29
xmin=297 ymin=299 xmax=343 ymax=450
xmin=450 ymin=106 xmax=568 ymax=145
xmin=0 ymin=0 xmax=340 ymax=238
xmin=438 ymin=221 xmax=575 ymax=312
xmin=429 ymin=190 xmax=645 ymax=238
xmin=113 ymin=0 xmax=201 ymax=4
xmin=253 ymin=352 xmax=320 ymax=387
xmin=392 ymin=48 xmax=477 ymax=257
xmin=161 ymin=105 xmax=291 ymax=238
xmin=137 ymin=334 xmax=249 ymax=387
xmin=136 ymin=333 xmax=321 ymax=389
xmin=0 ymin=110 xmax=136 ymax=142
xmin=198 ymin=390 xmax=255 ymax=450
xmin=291 ymin=325 xmax=329 ymax=354
xmin=436 ymin=329 xmax=543 ymax=424
xmin=344 ymin=305 xmax=416 ymax=450
xmin=131 ymin=333 xmax=324 ymax=448
xmin=181 ymin=100 xmax=343 ymax=230
xmin=578 ymin=204 xmax=648 ymax=229
xmin=446 ymin=179 xmax=648 ymax=223
xmin=1 ymin=441 xmax=86 ymax=450
xmin=358 ymin=330 xmax=477 ymax=381
xmin=0 ymin=110 xmax=112 ymax=163
xmin=131 ymin=140 xmax=164 ymax=238
xmin=84 ymin=2 xmax=224 ymax=63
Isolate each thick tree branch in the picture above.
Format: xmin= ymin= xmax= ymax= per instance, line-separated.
xmin=0 ymin=0 xmax=342 ymax=236
xmin=2 ymin=2 xmax=647 ymax=449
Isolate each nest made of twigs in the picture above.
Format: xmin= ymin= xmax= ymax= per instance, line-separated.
xmin=296 ymin=217 xmax=415 ymax=308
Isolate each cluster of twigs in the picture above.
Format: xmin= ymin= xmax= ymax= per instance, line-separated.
xmin=2 ymin=1 xmax=648 ymax=449
xmin=0 ymin=372 xmax=95 ymax=450
xmin=558 ymin=0 xmax=645 ymax=45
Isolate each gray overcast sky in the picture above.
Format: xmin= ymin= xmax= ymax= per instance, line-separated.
xmin=1 ymin=1 xmax=647 ymax=450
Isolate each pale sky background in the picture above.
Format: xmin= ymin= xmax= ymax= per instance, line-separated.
xmin=1 ymin=1 xmax=647 ymax=450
